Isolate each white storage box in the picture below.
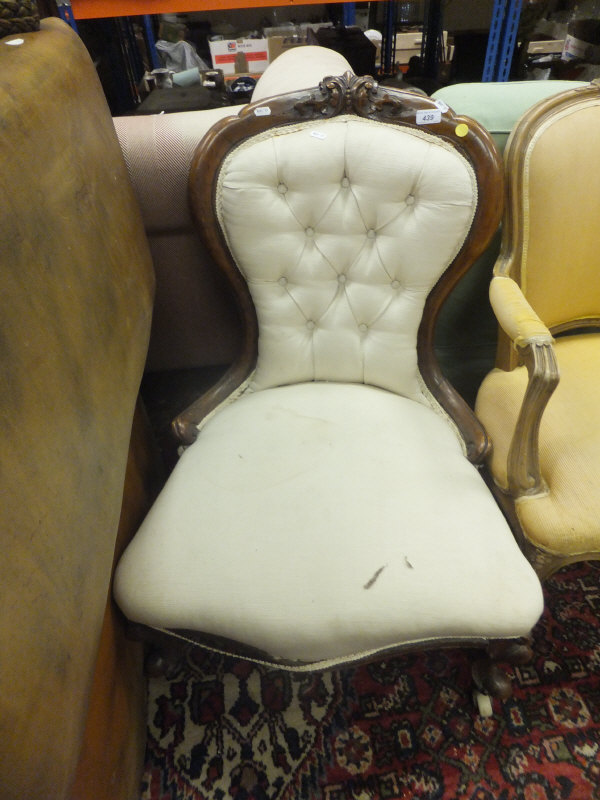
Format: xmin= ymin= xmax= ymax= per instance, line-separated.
xmin=209 ymin=38 xmax=269 ymax=75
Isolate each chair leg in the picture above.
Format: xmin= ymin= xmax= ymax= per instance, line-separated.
xmin=471 ymin=638 xmax=533 ymax=716
xmin=144 ymin=644 xmax=184 ymax=678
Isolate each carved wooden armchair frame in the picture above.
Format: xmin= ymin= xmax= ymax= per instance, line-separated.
xmin=477 ymin=81 xmax=600 ymax=579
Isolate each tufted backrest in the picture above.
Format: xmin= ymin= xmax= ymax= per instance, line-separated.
xmin=499 ymin=83 xmax=600 ymax=332
xmin=184 ymin=74 xmax=503 ymax=452
xmin=218 ymin=116 xmax=477 ymax=398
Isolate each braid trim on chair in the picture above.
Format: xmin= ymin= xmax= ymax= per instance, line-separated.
xmin=0 ymin=0 xmax=40 ymax=36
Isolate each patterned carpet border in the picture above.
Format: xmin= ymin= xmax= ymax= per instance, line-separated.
xmin=141 ymin=561 xmax=600 ymax=800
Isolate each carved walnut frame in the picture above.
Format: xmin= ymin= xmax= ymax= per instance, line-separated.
xmin=490 ymin=81 xmax=600 ymax=579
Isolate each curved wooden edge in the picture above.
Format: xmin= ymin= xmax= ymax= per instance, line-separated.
xmin=506 ymin=341 xmax=559 ymax=497
xmin=418 ymin=104 xmax=504 ymax=464
xmin=485 ymin=277 xmax=559 ymax=497
xmin=172 ymin=114 xmax=259 ymax=446
xmin=173 ymin=359 xmax=255 ymax=445
xmin=551 ymin=318 xmax=600 ymax=335
xmin=128 ymin=621 xmax=531 ymax=694
xmin=480 ymin=474 xmax=600 ymax=582
xmin=178 ymin=74 xmax=504 ymax=456
xmin=523 ymin=544 xmax=600 ymax=581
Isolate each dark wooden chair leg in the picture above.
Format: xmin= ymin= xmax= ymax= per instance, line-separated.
xmin=471 ymin=637 xmax=534 ymax=715
xmin=144 ymin=645 xmax=184 ymax=679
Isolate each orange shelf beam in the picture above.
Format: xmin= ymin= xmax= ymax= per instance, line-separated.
xmin=70 ymin=0 xmax=360 ymax=20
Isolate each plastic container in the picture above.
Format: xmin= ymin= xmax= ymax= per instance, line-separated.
xmin=561 ymin=0 xmax=600 ymax=62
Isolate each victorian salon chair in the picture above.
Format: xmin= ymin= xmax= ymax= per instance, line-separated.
xmin=114 ymin=63 xmax=544 ymax=716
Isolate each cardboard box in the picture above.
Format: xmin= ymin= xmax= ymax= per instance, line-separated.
xmin=527 ymin=39 xmax=564 ymax=54
xmin=395 ymin=30 xmax=450 ymax=67
xmin=209 ymin=38 xmax=269 ymax=76
xmin=267 ymin=34 xmax=307 ymax=64
xmin=266 ymin=24 xmax=333 ymax=64
xmin=395 ymin=30 xmax=424 ymax=65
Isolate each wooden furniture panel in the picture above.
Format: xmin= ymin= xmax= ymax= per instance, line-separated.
xmin=71 ymin=402 xmax=163 ymax=800
xmin=0 ymin=19 xmax=154 ymax=799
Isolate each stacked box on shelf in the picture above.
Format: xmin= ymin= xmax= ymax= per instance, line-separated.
xmin=209 ymin=38 xmax=269 ymax=75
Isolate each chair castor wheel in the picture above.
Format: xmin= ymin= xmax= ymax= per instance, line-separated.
xmin=473 ymin=690 xmax=494 ymax=717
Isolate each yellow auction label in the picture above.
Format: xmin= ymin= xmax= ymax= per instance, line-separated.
xmin=455 ymin=123 xmax=469 ymax=138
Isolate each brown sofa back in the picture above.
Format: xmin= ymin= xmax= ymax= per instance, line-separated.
xmin=0 ymin=18 xmax=154 ymax=799
xmin=114 ymin=108 xmax=242 ymax=372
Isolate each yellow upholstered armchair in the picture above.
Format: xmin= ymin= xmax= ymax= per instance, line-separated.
xmin=476 ymin=81 xmax=600 ymax=580
xmin=114 ymin=61 xmax=545 ymax=715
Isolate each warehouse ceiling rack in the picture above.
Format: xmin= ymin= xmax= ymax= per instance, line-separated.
xmin=56 ymin=0 xmax=522 ymax=95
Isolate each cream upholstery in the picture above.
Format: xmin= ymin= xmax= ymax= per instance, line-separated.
xmin=115 ymin=382 xmax=542 ymax=665
xmin=475 ymin=82 xmax=600 ymax=577
xmin=219 ymin=117 xmax=476 ymax=397
xmin=114 ymin=73 xmax=544 ymax=686
xmin=252 ymin=45 xmax=352 ymax=102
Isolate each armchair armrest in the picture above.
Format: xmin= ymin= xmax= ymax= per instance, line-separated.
xmin=489 ymin=276 xmax=560 ymax=496
xmin=489 ymin=275 xmax=553 ymax=347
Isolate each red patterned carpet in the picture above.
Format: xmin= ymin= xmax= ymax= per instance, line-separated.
xmin=141 ymin=561 xmax=600 ymax=800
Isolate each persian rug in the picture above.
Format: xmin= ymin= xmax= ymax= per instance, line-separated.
xmin=141 ymin=561 xmax=600 ymax=800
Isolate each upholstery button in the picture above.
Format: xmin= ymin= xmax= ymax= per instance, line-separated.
xmin=341 ymin=177 xmax=350 ymax=188
xmin=391 ymin=279 xmax=400 ymax=289
xmin=358 ymin=323 xmax=368 ymax=333
xmin=278 ymin=276 xmax=288 ymax=286
xmin=405 ymin=194 xmax=415 ymax=205
xmin=277 ymin=183 xmax=288 ymax=194
xmin=337 ymin=274 xmax=347 ymax=284
xmin=306 ymin=320 xmax=316 ymax=331
xmin=366 ymin=229 xmax=376 ymax=239
xmin=305 ymin=227 xmax=314 ymax=238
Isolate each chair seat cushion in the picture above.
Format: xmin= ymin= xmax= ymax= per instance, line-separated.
xmin=114 ymin=382 xmax=543 ymax=666
xmin=476 ymin=333 xmax=600 ymax=556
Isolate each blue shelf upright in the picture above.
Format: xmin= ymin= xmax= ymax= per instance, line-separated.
xmin=142 ymin=14 xmax=161 ymax=70
xmin=342 ymin=3 xmax=356 ymax=27
xmin=483 ymin=0 xmax=523 ymax=81
xmin=56 ymin=0 xmax=79 ymax=31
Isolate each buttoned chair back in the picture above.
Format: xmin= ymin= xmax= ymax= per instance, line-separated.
xmin=114 ymin=64 xmax=544 ymax=713
xmin=475 ymin=81 xmax=600 ymax=578
xmin=174 ymin=73 xmax=503 ymax=453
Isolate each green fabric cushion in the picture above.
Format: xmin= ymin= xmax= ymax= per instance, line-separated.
xmin=433 ymin=80 xmax=588 ymax=151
